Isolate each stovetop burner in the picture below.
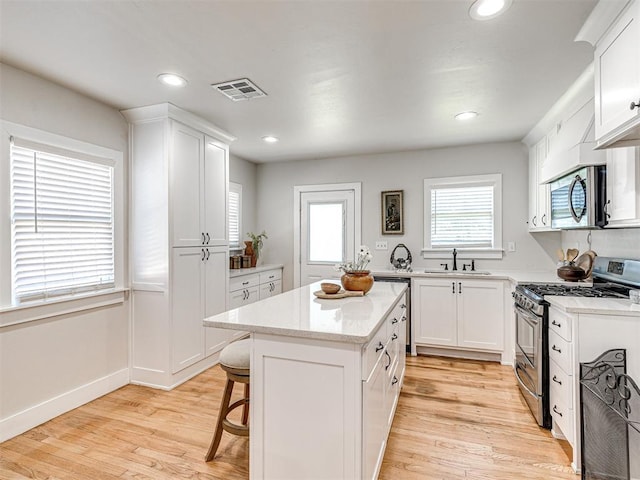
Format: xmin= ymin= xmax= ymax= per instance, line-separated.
xmin=518 ymin=282 xmax=630 ymax=303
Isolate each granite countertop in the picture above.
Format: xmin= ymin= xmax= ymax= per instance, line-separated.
xmin=371 ymin=268 xmax=590 ymax=285
xmin=229 ymin=264 xmax=284 ymax=278
xmin=204 ymin=280 xmax=407 ymax=344
xmin=546 ymin=296 xmax=640 ymax=316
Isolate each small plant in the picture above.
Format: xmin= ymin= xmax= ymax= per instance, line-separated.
xmin=247 ymin=231 xmax=268 ymax=258
xmin=334 ymin=245 xmax=373 ymax=273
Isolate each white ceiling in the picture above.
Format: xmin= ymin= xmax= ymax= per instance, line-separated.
xmin=0 ymin=0 xmax=597 ymax=163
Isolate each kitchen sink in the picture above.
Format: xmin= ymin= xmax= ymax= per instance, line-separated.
xmin=423 ymin=269 xmax=491 ymax=275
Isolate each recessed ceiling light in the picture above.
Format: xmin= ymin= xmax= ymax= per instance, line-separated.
xmin=157 ymin=73 xmax=188 ymax=87
xmin=455 ymin=111 xmax=479 ymax=121
xmin=469 ymin=0 xmax=512 ymax=20
xmin=262 ymin=135 xmax=279 ymax=143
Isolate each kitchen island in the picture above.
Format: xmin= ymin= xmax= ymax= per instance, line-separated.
xmin=204 ymin=280 xmax=408 ymax=480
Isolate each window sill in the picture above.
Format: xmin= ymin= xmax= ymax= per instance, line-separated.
xmin=421 ymin=248 xmax=504 ymax=260
xmin=0 ymin=288 xmax=128 ymax=328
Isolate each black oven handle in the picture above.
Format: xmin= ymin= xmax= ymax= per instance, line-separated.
xmin=514 ymin=363 xmax=540 ymax=399
xmin=514 ymin=304 xmax=540 ymax=328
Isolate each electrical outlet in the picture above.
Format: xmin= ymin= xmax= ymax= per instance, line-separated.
xmin=375 ymin=241 xmax=388 ymax=250
xmin=507 ymin=241 xmax=516 ymax=252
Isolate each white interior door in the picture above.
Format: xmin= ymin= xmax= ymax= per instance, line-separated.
xmin=295 ymin=184 xmax=360 ymax=287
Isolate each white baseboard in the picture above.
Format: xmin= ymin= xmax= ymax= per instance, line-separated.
xmin=415 ymin=345 xmax=502 ymax=363
xmin=0 ymin=367 xmax=129 ymax=442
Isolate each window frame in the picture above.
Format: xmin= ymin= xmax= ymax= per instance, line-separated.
xmin=1 ymin=121 xmax=124 ymax=308
xmin=422 ymin=173 xmax=503 ymax=259
xmin=228 ymin=181 xmax=243 ymax=252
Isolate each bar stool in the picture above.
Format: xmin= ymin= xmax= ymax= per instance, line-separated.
xmin=205 ymin=339 xmax=250 ymax=461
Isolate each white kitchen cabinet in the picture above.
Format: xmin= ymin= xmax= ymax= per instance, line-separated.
xmin=528 ymin=137 xmax=552 ymax=231
xmin=124 ymin=103 xmax=236 ymax=389
xmin=413 ymin=277 xmax=504 ymax=353
xmin=593 ymin=0 xmax=640 ymax=148
xmin=172 ymin=246 xmax=229 ymax=373
xmin=229 ymin=266 xmax=283 ymax=307
xmin=605 ymin=146 xmax=640 ymax=226
xmin=545 ymin=301 xmax=640 ymax=473
xmin=171 ymin=121 xmax=228 ymax=248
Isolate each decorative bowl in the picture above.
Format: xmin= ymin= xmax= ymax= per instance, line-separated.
xmin=320 ymin=282 xmax=341 ymax=295
xmin=557 ymin=264 xmax=587 ymax=282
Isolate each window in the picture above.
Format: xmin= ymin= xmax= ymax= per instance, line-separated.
xmin=228 ymin=182 xmax=242 ymax=249
xmin=308 ymin=201 xmax=345 ymax=263
xmin=10 ymin=137 xmax=115 ymax=302
xmin=423 ymin=174 xmax=502 ymax=259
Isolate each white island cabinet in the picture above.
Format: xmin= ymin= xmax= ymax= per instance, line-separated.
xmin=204 ymin=281 xmax=407 ymax=480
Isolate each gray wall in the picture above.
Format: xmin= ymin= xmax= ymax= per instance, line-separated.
xmin=229 ymin=152 xmax=258 ymax=244
xmin=256 ymin=141 xmax=561 ymax=290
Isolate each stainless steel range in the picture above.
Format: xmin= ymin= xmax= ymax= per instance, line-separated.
xmin=513 ymin=257 xmax=640 ymax=429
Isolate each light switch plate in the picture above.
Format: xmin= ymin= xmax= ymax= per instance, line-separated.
xmin=507 ymin=241 xmax=516 ymax=252
xmin=375 ymin=241 xmax=388 ymax=250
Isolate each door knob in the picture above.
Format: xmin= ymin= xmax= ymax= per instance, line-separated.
xmin=630 ymin=100 xmax=640 ymax=111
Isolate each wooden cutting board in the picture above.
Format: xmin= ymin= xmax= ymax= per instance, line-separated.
xmin=313 ymin=290 xmax=364 ymax=299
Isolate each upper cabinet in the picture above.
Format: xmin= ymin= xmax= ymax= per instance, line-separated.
xmin=580 ymin=0 xmax=640 ymax=148
xmin=528 ymin=137 xmax=552 ymax=232
xmin=605 ymin=146 xmax=640 ymax=226
xmin=171 ymin=121 xmax=229 ymax=248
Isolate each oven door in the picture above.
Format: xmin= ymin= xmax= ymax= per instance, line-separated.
xmin=514 ymin=304 xmax=546 ymax=425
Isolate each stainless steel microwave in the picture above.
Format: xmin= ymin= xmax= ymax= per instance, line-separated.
xmin=549 ymin=166 xmax=607 ymax=229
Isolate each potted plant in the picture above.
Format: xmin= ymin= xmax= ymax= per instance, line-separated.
xmin=246 ymin=231 xmax=268 ymax=267
xmin=334 ymin=245 xmax=374 ymax=294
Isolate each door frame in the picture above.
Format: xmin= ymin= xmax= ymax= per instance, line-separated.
xmin=293 ymin=182 xmax=361 ymax=288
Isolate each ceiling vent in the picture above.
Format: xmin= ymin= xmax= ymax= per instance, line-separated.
xmin=211 ymin=78 xmax=267 ymax=101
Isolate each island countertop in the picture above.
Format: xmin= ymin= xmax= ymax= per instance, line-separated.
xmin=204 ymin=280 xmax=407 ymax=344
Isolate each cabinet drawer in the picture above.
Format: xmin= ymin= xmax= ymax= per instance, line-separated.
xmin=550 ymin=395 xmax=574 ymax=444
xmin=549 ymin=358 xmax=572 ymax=408
xmin=259 ymin=269 xmax=282 ymax=284
xmin=363 ymin=325 xmax=389 ymax=381
xmin=549 ymin=306 xmax=572 ymax=341
xmin=549 ymin=329 xmax=571 ymax=373
xmin=230 ymin=274 xmax=259 ymax=292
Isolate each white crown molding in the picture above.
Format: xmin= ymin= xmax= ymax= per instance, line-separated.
xmin=575 ymin=0 xmax=631 ymax=46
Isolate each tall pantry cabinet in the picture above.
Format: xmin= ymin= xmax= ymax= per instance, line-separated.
xmin=122 ymin=103 xmax=237 ymax=389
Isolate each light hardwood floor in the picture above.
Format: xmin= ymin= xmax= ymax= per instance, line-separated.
xmin=0 ymin=355 xmax=576 ymax=479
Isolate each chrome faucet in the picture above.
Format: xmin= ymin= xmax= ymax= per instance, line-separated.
xmin=452 ymin=248 xmax=458 ymax=271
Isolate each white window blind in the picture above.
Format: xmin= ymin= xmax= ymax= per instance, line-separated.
xmin=10 ymin=140 xmax=115 ymax=302
xmin=228 ymin=182 xmax=242 ymax=249
xmin=431 ymin=185 xmax=494 ymax=248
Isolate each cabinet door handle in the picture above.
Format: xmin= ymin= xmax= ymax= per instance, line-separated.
xmin=401 ymin=315 xmax=406 ymax=322
xmin=551 ymin=320 xmax=561 ymax=328
xmin=242 ymin=281 xmax=249 ymax=285
xmin=201 ymin=248 xmax=206 ymax=261
xmin=552 ymin=375 xmax=562 ymax=385
xmin=630 ymin=100 xmax=640 ymax=111
xmin=552 ymin=405 xmax=563 ymax=417
xmin=400 ymin=303 xmax=406 ymax=309
xmin=552 ymin=345 xmax=561 ymax=354
xmin=206 ymin=233 xmax=210 ymax=244
xmin=384 ymin=351 xmax=391 ymax=370
xmin=391 ymin=333 xmax=398 ymax=341
xmin=392 ymin=376 xmax=399 ymax=386
xmin=375 ymin=342 xmax=384 ymax=352
xmin=452 ymin=282 xmax=455 ymax=293
xmin=532 ymin=215 xmax=537 ymax=227
xmin=392 ymin=318 xmax=398 ymax=324
xmin=201 ymin=233 xmax=206 ymax=245
xmin=541 ymin=213 xmax=546 ymax=225
xmin=458 ymin=282 xmax=462 ymax=294
xmin=206 ymin=248 xmax=210 ymax=260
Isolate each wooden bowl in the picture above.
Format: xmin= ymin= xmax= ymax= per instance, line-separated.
xmin=557 ymin=265 xmax=587 ymax=282
xmin=320 ymin=282 xmax=341 ymax=294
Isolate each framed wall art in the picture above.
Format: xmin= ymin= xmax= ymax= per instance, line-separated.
xmin=381 ymin=190 xmax=404 ymax=234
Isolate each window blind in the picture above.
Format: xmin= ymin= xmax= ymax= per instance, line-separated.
xmin=228 ymin=183 xmax=242 ymax=249
xmin=431 ymin=185 xmax=494 ymax=248
xmin=10 ymin=142 xmax=115 ymax=301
